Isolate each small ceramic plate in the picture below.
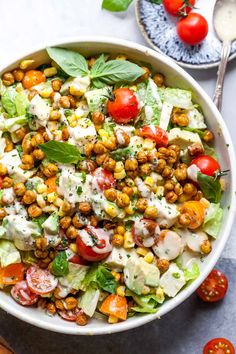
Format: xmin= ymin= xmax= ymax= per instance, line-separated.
xmin=136 ymin=0 xmax=236 ymax=69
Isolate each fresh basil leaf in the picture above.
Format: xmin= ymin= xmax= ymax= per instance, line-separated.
xmin=90 ymin=59 xmax=145 ymax=85
xmin=46 ymin=47 xmax=89 ymax=77
xmin=111 ymin=146 xmax=134 ymax=160
xmin=96 ymin=266 xmax=117 ymax=293
xmin=51 ymin=251 xmax=69 ymax=277
xmin=102 ymin=0 xmax=133 ymax=11
xmin=149 ymin=0 xmax=162 ymax=4
xmin=90 ymin=54 xmax=106 ymax=77
xmin=197 ymin=172 xmax=222 ymax=203
xmin=39 ymin=141 xmax=84 ymax=164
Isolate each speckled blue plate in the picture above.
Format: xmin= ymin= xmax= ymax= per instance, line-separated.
xmin=135 ymin=0 xmax=236 ymax=69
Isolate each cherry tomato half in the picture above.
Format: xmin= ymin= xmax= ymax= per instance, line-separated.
xmin=22 ymin=70 xmax=46 ymax=89
xmin=93 ymin=167 xmax=116 ymax=191
xmin=11 ymin=280 xmax=39 ymax=306
xmin=59 ymin=309 xmax=82 ymax=322
xmin=69 ymin=254 xmax=88 ymax=265
xmin=163 ymin=0 xmax=195 ymax=16
xmin=139 ymin=125 xmax=168 ymax=147
xmin=26 ymin=265 xmax=58 ymax=295
xmin=203 ymin=338 xmax=235 ymax=354
xmin=191 ymin=155 xmax=220 ymax=177
xmin=196 ymin=269 xmax=228 ymax=302
xmin=132 ymin=219 xmax=160 ymax=247
xmin=76 ymin=226 xmax=112 ymax=262
xmin=177 ymin=13 xmax=208 ymax=45
xmin=108 ymin=88 xmax=140 ymax=124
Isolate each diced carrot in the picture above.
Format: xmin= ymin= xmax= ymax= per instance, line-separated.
xmin=0 ymin=263 xmax=24 ymax=286
xmin=180 ymin=201 xmax=206 ymax=229
xmin=100 ymin=294 xmax=127 ymax=321
xmin=45 ymin=176 xmax=57 ymax=193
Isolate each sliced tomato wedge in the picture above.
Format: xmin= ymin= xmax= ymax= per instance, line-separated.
xmin=139 ymin=125 xmax=168 ymax=147
xmin=11 ymin=280 xmax=39 ymax=306
xmin=203 ymin=338 xmax=235 ymax=354
xmin=93 ymin=167 xmax=116 ymax=191
xmin=26 ymin=265 xmax=58 ymax=295
xmin=59 ymin=309 xmax=81 ymax=322
xmin=196 ymin=269 xmax=228 ymax=302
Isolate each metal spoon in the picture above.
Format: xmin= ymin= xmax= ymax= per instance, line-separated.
xmin=213 ymin=0 xmax=236 ymax=111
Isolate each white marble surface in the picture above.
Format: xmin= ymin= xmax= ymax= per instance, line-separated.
xmin=0 ymin=0 xmax=235 ymax=258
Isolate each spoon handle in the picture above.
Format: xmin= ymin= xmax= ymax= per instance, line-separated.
xmin=213 ymin=41 xmax=231 ymax=111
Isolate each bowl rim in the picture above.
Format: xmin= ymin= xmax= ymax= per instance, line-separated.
xmin=0 ymin=36 xmax=235 ymax=335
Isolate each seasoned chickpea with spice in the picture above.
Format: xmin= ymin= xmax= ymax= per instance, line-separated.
xmin=22 ymin=190 xmax=37 ymax=204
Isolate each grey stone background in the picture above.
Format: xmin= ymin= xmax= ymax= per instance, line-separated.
xmin=0 ymin=0 xmax=235 ymax=353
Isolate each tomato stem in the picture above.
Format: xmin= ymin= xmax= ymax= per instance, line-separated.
xmin=178 ymin=0 xmax=195 ymax=17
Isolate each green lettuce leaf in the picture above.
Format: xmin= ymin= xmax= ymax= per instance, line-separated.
xmin=0 ymin=240 xmax=21 ymax=267
xmin=79 ymin=287 xmax=100 ymax=317
xmin=81 ymin=265 xmax=117 ymax=293
xmin=184 ymin=263 xmax=200 ymax=282
xmin=164 ymin=88 xmax=193 ymax=109
xmin=59 ymin=263 xmax=89 ymax=290
xmin=130 ymin=292 xmax=161 ymax=314
xmin=15 ymin=91 xmax=29 ymax=116
xmin=1 ymin=85 xmax=17 ymax=116
xmin=203 ymin=203 xmax=223 ymax=238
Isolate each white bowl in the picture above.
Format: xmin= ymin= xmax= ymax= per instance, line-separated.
xmin=0 ymin=37 xmax=235 ymax=335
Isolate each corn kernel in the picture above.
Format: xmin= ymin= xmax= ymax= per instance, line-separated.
xmin=98 ymin=129 xmax=109 ymax=140
xmin=115 ymin=161 xmax=125 ymax=173
xmin=36 ymin=183 xmax=47 ymax=194
xmin=156 ymin=287 xmax=165 ymax=302
xmin=144 ymin=252 xmax=154 ymax=264
xmin=111 ymin=271 xmax=121 ymax=282
xmin=117 ymin=286 xmax=126 ymax=297
xmin=108 ymin=315 xmax=119 ymax=324
xmin=105 ymin=204 xmax=118 ymax=218
xmin=115 ymin=54 xmax=127 ymax=60
xmin=114 ymin=170 xmax=126 ymax=180
xmin=142 ymin=286 xmax=150 ymax=295
xmin=53 ymin=197 xmax=64 ymax=208
xmin=43 ymin=67 xmax=57 ymax=77
xmin=116 ymin=226 xmax=125 ymax=235
xmin=36 ymin=195 xmax=46 ymax=208
xmin=47 ymin=121 xmax=59 ymax=131
xmin=19 ymin=59 xmax=34 ymax=70
xmin=124 ymin=204 xmax=135 ymax=215
xmin=53 ymin=130 xmax=63 ymax=141
xmin=132 ymin=186 xmax=138 ymax=196
xmin=40 ymin=87 xmax=54 ymax=98
xmin=144 ymin=177 xmax=154 ymax=187
xmin=123 ymin=231 xmax=135 ymax=249
xmin=69 ymin=243 xmax=78 ymax=253
xmin=220 ymin=178 xmax=225 ymax=191
xmin=43 ymin=205 xmax=58 ymax=213
xmin=69 ymin=85 xmax=85 ymax=97
xmin=129 ymin=85 xmax=137 ymax=92
xmin=156 ymin=186 xmax=164 ymax=197
xmin=143 ymin=138 xmax=156 ymax=150
xmin=136 ymin=247 xmax=149 ymax=257
xmin=200 ymin=197 xmax=210 ymax=208
xmin=47 ymin=192 xmax=58 ymax=203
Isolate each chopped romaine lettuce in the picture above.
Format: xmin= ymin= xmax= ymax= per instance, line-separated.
xmin=15 ymin=91 xmax=29 ymax=116
xmin=0 ymin=240 xmax=21 ymax=267
xmin=164 ymin=88 xmax=193 ymax=109
xmin=59 ymin=263 xmax=89 ymax=290
xmin=1 ymin=85 xmax=17 ymax=116
xmin=79 ymin=287 xmax=100 ymax=317
xmin=85 ymin=87 xmax=111 ymax=112
xmin=4 ymin=115 xmax=27 ymax=132
xmin=184 ymin=263 xmax=200 ymax=282
xmin=203 ymin=203 xmax=223 ymax=238
xmin=129 ymin=292 xmax=161 ymax=314
xmin=81 ymin=265 xmax=117 ymax=293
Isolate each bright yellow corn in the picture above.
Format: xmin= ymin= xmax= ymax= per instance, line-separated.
xmin=117 ymin=286 xmax=126 ymax=297
xmin=98 ymin=129 xmax=109 ymax=140
xmin=143 ymin=138 xmax=156 ymax=150
xmin=47 ymin=192 xmax=58 ymax=203
xmin=142 ymin=286 xmax=150 ymax=295
xmin=53 ymin=197 xmax=64 ymax=208
xmin=36 ymin=195 xmax=46 ymax=209
xmin=144 ymin=252 xmax=154 ymax=264
xmin=105 ymin=204 xmax=118 ymax=218
xmin=123 ymin=231 xmax=135 ymax=249
xmin=144 ymin=177 xmax=154 ymax=187
xmin=69 ymin=243 xmax=78 ymax=253
xmin=136 ymin=247 xmax=149 ymax=257
xmin=36 ymin=183 xmax=47 ymax=194
xmin=200 ymin=197 xmax=210 ymax=208
xmin=114 ymin=170 xmax=126 ymax=180
xmin=111 ymin=271 xmax=121 ymax=282
xmin=124 ymin=204 xmax=135 ymax=216
xmin=43 ymin=67 xmax=57 ymax=77
xmin=156 ymin=287 xmax=165 ymax=302
xmin=40 ymin=87 xmax=54 ymax=98
xmin=116 ymin=54 xmax=127 ymax=60
xmin=19 ymin=59 xmax=34 ymax=70
xmin=108 ymin=315 xmax=119 ymax=324
xmin=69 ymin=85 xmax=84 ymax=97
xmin=115 ymin=161 xmax=125 ymax=173
xmin=156 ymin=186 xmax=164 ymax=197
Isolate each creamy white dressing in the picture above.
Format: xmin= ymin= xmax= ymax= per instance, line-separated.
xmin=79 ymin=227 xmax=112 ymax=255
xmin=149 ymin=194 xmax=179 ymax=228
xmin=135 ymin=177 xmax=152 ymax=198
xmin=28 ymin=94 xmax=50 ymax=127
xmin=114 ymin=125 xmax=135 ymax=137
xmin=0 ymin=137 xmax=6 ymax=158
xmin=115 ymin=128 xmax=126 ymax=146
xmin=2 ymin=188 xmax=15 ymax=205
xmin=1 ymin=149 xmax=21 ymax=174
xmin=214 ymin=0 xmax=236 ymax=41
xmin=187 ymin=108 xmax=206 ymax=129
xmin=187 ymin=164 xmax=200 ymax=183
xmin=68 ymin=118 xmax=97 ymax=151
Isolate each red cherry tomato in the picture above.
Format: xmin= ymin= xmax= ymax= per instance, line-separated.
xmin=196 ymin=269 xmax=228 ymax=302
xmin=11 ymin=280 xmax=39 ymax=306
xmin=108 ymin=88 xmax=140 ymax=124
xmin=93 ymin=167 xmax=116 ymax=191
xmin=132 ymin=219 xmax=160 ymax=247
xmin=69 ymin=254 xmax=88 ymax=265
xmin=163 ymin=0 xmax=195 ymax=16
xmin=76 ymin=226 xmax=112 ymax=262
xmin=26 ymin=265 xmax=58 ymax=295
xmin=59 ymin=309 xmax=82 ymax=322
xmin=139 ymin=125 xmax=168 ymax=147
xmin=22 ymin=70 xmax=46 ymax=89
xmin=177 ymin=13 xmax=208 ymax=45
xmin=191 ymin=155 xmax=220 ymax=177
xmin=203 ymin=338 xmax=235 ymax=354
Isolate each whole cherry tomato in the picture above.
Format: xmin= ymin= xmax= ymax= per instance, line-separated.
xmin=203 ymin=338 xmax=235 ymax=354
xmin=108 ymin=88 xmax=140 ymax=124
xmin=139 ymin=125 xmax=168 ymax=147
xmin=191 ymin=155 xmax=220 ymax=177
xmin=163 ymin=0 xmax=195 ymax=16
xmin=76 ymin=226 xmax=112 ymax=262
xmin=177 ymin=13 xmax=208 ymax=45
xmin=196 ymin=269 xmax=228 ymax=302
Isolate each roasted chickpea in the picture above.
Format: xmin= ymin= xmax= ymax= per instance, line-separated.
xmin=122 ymin=186 xmax=134 ymax=197
xmin=164 ymin=180 xmax=175 ymax=191
xmin=68 ymin=95 xmax=76 ymax=108
xmin=15 ymin=127 xmax=28 ymax=141
xmin=55 ymin=299 xmax=65 ymax=310
xmin=4 ymin=139 xmax=14 ymax=152
xmin=0 ymin=208 xmax=6 ymax=220
xmin=194 ymin=191 xmax=203 ymax=201
xmin=116 ymin=225 xmax=125 ymax=235
xmin=136 ymin=198 xmax=148 ymax=213
xmin=13 ymin=182 xmax=26 ymax=196
xmin=72 ymin=214 xmax=83 ymax=228
xmin=79 ymin=160 xmax=97 ymax=173
xmin=137 ymin=150 xmax=148 ymax=164
xmin=200 ymin=240 xmax=212 ymax=254
xmin=76 ymin=313 xmax=88 ymax=326
xmin=20 ymin=163 xmax=33 ymax=171
xmin=116 ymin=193 xmax=130 ymax=208
xmin=139 ymin=66 xmax=151 ymax=81
xmin=140 ymin=163 xmax=152 ymax=177
xmin=2 ymin=177 xmax=13 ymax=188
xmin=174 ymin=183 xmax=183 ymax=196
xmin=61 ymin=127 xmax=69 ymax=141
xmin=168 ymin=144 xmax=180 ymax=154
xmin=84 ymin=143 xmax=94 ymax=157
xmin=125 ymin=158 xmax=138 ymax=171
xmin=172 ymin=113 xmax=189 ymax=127
xmin=43 ymin=163 xmax=58 ymax=177
xmin=12 ymin=69 xmax=24 ymax=82
xmin=28 ymin=204 xmax=42 ymax=218
xmin=22 ymin=154 xmax=34 ymax=165
xmin=50 ymin=110 xmax=61 ymax=121
xmin=90 ymin=215 xmax=98 ymax=227
xmin=183 ymin=183 xmax=197 ymax=196
xmin=34 ymin=249 xmax=48 ymax=259
xmin=153 ymin=73 xmax=165 ymax=87
xmin=165 ymin=191 xmax=178 ymax=204
xmin=104 ymin=188 xmax=117 ymax=202
xmin=162 ymin=166 xmax=173 ymax=178
xmin=155 ymin=159 xmax=166 ymax=173
xmin=126 ymin=170 xmax=138 ymax=179
xmin=144 ymin=206 xmax=158 ymax=219
xmin=96 ymin=153 xmax=108 ymax=166
xmin=93 ymin=142 xmax=107 ymax=155
xmin=31 ymin=133 xmax=44 ymax=147
xmin=156 ymin=259 xmax=170 ymax=274
xmin=103 ymin=156 xmax=116 ymax=172
xmin=22 ymin=190 xmax=37 ymax=204
xmin=188 ymin=142 xmax=204 ymax=157
xmin=115 ymin=129 xmax=130 ymax=147
xmin=46 ymin=302 xmax=56 ymax=315
xmin=66 ymin=225 xmax=78 ymax=239
xmin=103 ymin=136 xmax=117 ymax=151
xmin=174 ymin=165 xmax=187 ymax=181
xmin=203 ymin=129 xmax=214 ymax=143
xmin=43 ymin=131 xmax=50 ymax=142
xmin=78 ymin=202 xmax=92 ymax=215
xmin=0 ymin=164 xmax=8 ymax=176
xmin=22 ymin=134 xmax=33 ymax=154
xmin=92 ymin=111 xmax=105 ymax=125
xmin=147 ymin=150 xmax=159 ymax=164
xmin=65 ymin=297 xmax=78 ymax=310
xmin=51 ymin=79 xmax=62 ymax=92
xmin=2 ymin=72 xmax=15 ymax=86
xmin=28 ymin=89 xmax=38 ymax=101
xmin=32 ymin=149 xmax=45 ymax=160
xmin=62 ymin=200 xmax=72 ymax=214
xmin=35 ymin=237 xmax=48 ymax=251
xmin=112 ymin=234 xmax=124 ymax=247
xmin=158 ymin=147 xmax=169 ymax=159
xmin=59 ymin=96 xmax=71 ymax=109
xmin=178 ymin=213 xmax=191 ymax=227
xmin=60 ymin=216 xmax=71 ymax=229
xmin=167 ymin=149 xmax=177 ymax=164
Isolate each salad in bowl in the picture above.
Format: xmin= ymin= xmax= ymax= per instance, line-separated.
xmin=0 ymin=45 xmax=228 ymax=327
